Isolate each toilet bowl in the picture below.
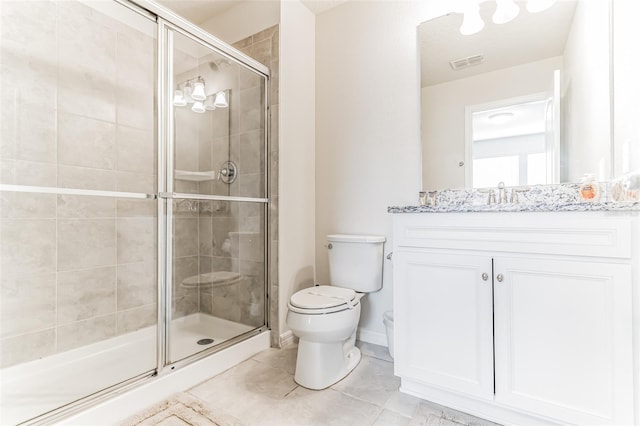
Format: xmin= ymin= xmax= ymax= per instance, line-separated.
xmin=286 ymin=234 xmax=385 ymax=390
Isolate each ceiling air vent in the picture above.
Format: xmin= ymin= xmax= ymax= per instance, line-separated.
xmin=449 ymin=54 xmax=485 ymax=70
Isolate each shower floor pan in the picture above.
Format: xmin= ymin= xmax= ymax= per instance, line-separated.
xmin=0 ymin=313 xmax=254 ymax=425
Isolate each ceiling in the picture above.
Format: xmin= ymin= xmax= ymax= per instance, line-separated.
xmin=420 ymin=0 xmax=578 ymax=87
xmin=156 ymin=0 xmax=347 ymax=24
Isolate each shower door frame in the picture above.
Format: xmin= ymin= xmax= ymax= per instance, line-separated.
xmin=155 ymin=15 xmax=271 ymax=371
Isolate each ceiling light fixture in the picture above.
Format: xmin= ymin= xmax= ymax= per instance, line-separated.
xmin=459 ymin=0 xmax=556 ymax=35
xmin=460 ymin=2 xmax=485 ymax=35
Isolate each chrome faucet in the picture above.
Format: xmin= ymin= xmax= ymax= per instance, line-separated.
xmin=497 ymin=182 xmax=507 ymax=204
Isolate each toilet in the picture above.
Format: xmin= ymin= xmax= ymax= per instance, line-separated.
xmin=286 ymin=234 xmax=386 ymax=390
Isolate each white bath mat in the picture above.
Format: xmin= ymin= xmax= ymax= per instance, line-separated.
xmin=120 ymin=392 xmax=244 ymax=426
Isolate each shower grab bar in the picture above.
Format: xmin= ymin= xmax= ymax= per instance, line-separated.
xmin=166 ymin=192 xmax=268 ymax=203
xmin=0 ymin=184 xmax=156 ymax=199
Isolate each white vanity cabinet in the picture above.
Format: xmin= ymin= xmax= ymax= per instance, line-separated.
xmin=392 ymin=212 xmax=638 ymax=426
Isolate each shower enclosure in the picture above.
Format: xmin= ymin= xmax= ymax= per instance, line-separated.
xmin=0 ymin=0 xmax=269 ymax=423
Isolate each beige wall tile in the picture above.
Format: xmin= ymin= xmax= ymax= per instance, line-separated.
xmin=58 ymin=112 xmax=116 ymax=170
xmin=239 ymin=130 xmax=264 ymax=174
xmin=173 ymin=256 xmax=198 ymax=298
xmin=1 ymin=192 xmax=56 ymax=219
xmin=116 ymin=303 xmax=156 ymax=335
xmin=198 ymin=217 xmax=213 ymax=256
xmin=117 ymin=261 xmax=157 ymax=310
xmin=57 ymin=195 xmax=116 ymax=218
xmin=58 ymin=165 xmax=117 ymax=191
xmin=57 ymin=266 xmax=116 ymax=324
xmin=117 ymin=217 xmax=156 ymax=264
xmin=0 ymin=273 xmax=56 ymax=338
xmin=0 ymin=328 xmax=55 ymax=368
xmin=0 ymin=48 xmax=57 ymax=112
xmin=0 ymin=1 xmax=57 ymax=62
xmin=12 ymin=160 xmax=57 ymax=187
xmin=172 ymin=290 xmax=199 ymax=319
xmin=116 ymin=125 xmax=155 ymax=174
xmin=58 ymin=219 xmax=117 ymax=271
xmin=117 ymin=199 xmax=157 ymax=218
xmin=57 ymin=3 xmax=117 ymax=122
xmin=6 ymin=102 xmax=57 ymax=164
xmin=116 ymin=171 xmax=156 ymax=194
xmin=116 ymin=31 xmax=154 ymax=131
xmin=57 ymin=314 xmax=116 ymax=352
xmin=1 ymin=219 xmax=56 ymax=277
xmin=173 ymin=218 xmax=198 ymax=258
xmin=0 ymin=160 xmax=16 ymax=184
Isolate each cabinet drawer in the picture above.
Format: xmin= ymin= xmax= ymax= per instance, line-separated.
xmin=393 ymin=212 xmax=632 ymax=259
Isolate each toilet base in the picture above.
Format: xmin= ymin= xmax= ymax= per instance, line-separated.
xmin=293 ymin=338 xmax=362 ymax=390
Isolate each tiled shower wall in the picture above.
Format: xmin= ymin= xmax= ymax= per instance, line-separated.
xmin=0 ymin=1 xmax=157 ymax=368
xmin=232 ymin=25 xmax=280 ymax=346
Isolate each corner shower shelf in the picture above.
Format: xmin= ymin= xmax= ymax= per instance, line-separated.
xmin=174 ymin=170 xmax=217 ymax=182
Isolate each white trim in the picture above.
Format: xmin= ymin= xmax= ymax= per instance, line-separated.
xmin=357 ymin=327 xmax=388 ymax=347
xmin=58 ymin=331 xmax=270 ymax=426
xmin=279 ymin=330 xmax=296 ymax=347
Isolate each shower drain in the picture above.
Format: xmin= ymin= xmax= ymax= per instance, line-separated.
xmin=197 ymin=338 xmax=215 ymax=345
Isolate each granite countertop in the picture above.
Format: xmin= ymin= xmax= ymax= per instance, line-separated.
xmin=388 ymin=183 xmax=640 ymax=214
xmin=388 ymin=201 xmax=640 ymax=214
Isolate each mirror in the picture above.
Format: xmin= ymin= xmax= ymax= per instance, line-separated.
xmin=419 ymin=0 xmax=612 ymax=190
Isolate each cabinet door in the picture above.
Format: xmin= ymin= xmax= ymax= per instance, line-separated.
xmin=394 ymin=250 xmax=494 ymax=400
xmin=493 ymin=258 xmax=633 ymax=425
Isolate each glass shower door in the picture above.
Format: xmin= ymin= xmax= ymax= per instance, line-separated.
xmin=0 ymin=1 xmax=158 ymax=423
xmin=165 ymin=28 xmax=268 ymax=363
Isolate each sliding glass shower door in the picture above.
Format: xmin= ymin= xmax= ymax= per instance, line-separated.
xmin=0 ymin=1 xmax=158 ymax=424
xmin=163 ymin=28 xmax=268 ymax=363
xmin=0 ymin=1 xmax=269 ymax=423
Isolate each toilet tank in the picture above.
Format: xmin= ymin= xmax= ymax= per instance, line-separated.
xmin=327 ymin=234 xmax=386 ymax=292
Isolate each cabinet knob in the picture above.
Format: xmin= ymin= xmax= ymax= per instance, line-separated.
xmin=481 ymin=273 xmax=489 ymax=281
xmin=496 ymin=274 xmax=504 ymax=282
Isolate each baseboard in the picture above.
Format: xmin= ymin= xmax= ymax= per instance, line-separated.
xmin=279 ymin=330 xmax=296 ymax=347
xmin=357 ymin=327 xmax=388 ymax=347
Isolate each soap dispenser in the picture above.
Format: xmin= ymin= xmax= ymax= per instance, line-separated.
xmin=578 ymin=174 xmax=601 ymax=202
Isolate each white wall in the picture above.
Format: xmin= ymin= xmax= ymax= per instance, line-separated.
xmin=421 ymin=57 xmax=561 ymax=190
xmin=199 ymin=1 xmax=280 ymax=45
xmin=278 ymin=0 xmax=316 ymax=340
xmin=561 ymin=0 xmax=611 ymax=182
xmin=613 ymin=0 xmax=640 ymax=176
xmin=316 ymin=1 xmax=451 ymax=344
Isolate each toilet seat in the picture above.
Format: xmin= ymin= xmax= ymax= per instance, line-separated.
xmin=289 ymin=285 xmax=360 ymax=315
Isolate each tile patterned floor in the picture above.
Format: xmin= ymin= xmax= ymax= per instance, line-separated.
xmin=179 ymin=342 xmax=500 ymax=426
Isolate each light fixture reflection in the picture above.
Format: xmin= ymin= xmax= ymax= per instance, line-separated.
xmin=191 ymin=78 xmax=206 ymax=101
xmin=173 ymin=89 xmax=186 ymax=107
xmin=493 ymin=0 xmax=520 ymax=24
xmin=460 ymin=3 xmax=484 ymax=35
xmin=192 ymin=101 xmax=205 ymax=113
xmin=213 ymin=91 xmax=228 ymax=108
xmin=526 ymin=0 xmax=557 ymax=13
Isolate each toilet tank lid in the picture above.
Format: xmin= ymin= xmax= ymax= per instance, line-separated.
xmin=327 ymin=234 xmax=386 ymax=243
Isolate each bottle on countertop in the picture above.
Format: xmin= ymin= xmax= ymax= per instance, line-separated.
xmin=578 ymin=173 xmax=601 ymax=202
